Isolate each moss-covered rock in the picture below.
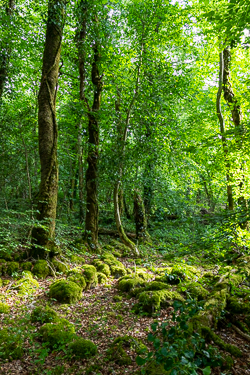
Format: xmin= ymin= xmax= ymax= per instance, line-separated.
xmin=14 ymin=272 xmax=39 ymax=295
xmin=227 ymin=296 xmax=250 ymax=314
xmin=138 ymin=290 xmax=184 ymax=313
xmin=67 ymin=273 xmax=87 ymax=290
xmin=0 ymin=278 xmax=2 ymax=287
xmin=110 ymin=265 xmax=127 ymax=279
xmin=0 ymin=302 xmax=10 ymax=313
xmin=107 ymin=335 xmax=146 ymax=366
xmin=68 ymin=338 xmax=97 ymax=359
xmin=71 ymin=255 xmax=85 ymax=264
xmin=51 ymin=259 xmax=68 ymax=274
xmin=101 ymin=253 xmax=126 ymax=272
xmin=22 ymin=262 xmax=32 ymax=271
xmin=0 ymin=251 xmax=12 ymax=261
xmin=118 ymin=277 xmax=145 ymax=292
xmin=178 ymin=282 xmax=209 ymax=300
xmin=140 ymin=360 xmax=168 ymax=375
xmin=6 ymin=261 xmax=19 ymax=276
xmin=0 ymin=328 xmax=23 ymax=360
xmin=32 ymin=260 xmax=50 ymax=279
xmin=92 ymin=260 xmax=111 ymax=277
xmin=31 ymin=305 xmax=59 ymax=324
xmin=97 ymin=272 xmax=107 ymax=284
xmin=81 ymin=265 xmax=98 ymax=288
xmin=49 ymin=279 xmax=82 ymax=304
xmin=39 ymin=318 xmax=75 ymax=348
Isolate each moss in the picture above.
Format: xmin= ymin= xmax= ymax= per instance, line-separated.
xmin=67 ymin=273 xmax=87 ymax=290
xmin=178 ymin=282 xmax=209 ymax=300
xmin=110 ymin=265 xmax=127 ymax=278
xmin=118 ymin=277 xmax=145 ymax=292
xmin=101 ymin=252 xmax=125 ymax=271
xmin=136 ymin=269 xmax=152 ymax=281
xmin=68 ymin=338 xmax=97 ymax=359
xmin=14 ymin=272 xmax=39 ymax=295
xmin=112 ymin=250 xmax=122 ymax=257
xmin=141 ymin=360 xmax=168 ymax=375
xmin=71 ymin=255 xmax=84 ymax=264
xmin=202 ymin=271 xmax=214 ymax=278
xmin=227 ymin=296 xmax=250 ymax=314
xmin=49 ymin=279 xmax=82 ymax=304
xmin=39 ymin=318 xmax=75 ymax=348
xmin=201 ymin=326 xmax=242 ymax=357
xmin=30 ymin=305 xmax=59 ymax=324
xmin=32 ymin=260 xmax=50 ymax=279
xmin=222 ymin=355 xmax=234 ymax=370
xmin=51 ymin=259 xmax=67 ymax=274
xmin=0 ymin=278 xmax=2 ymax=287
xmin=22 ymin=262 xmax=32 ymax=271
xmin=138 ymin=290 xmax=184 ymax=313
xmin=0 ymin=302 xmax=10 ymax=313
xmin=0 ymin=251 xmax=12 ymax=261
xmin=0 ymin=328 xmax=23 ymax=360
xmin=92 ymin=260 xmax=111 ymax=277
xmin=107 ymin=335 xmax=146 ymax=366
xmin=113 ymin=295 xmax=123 ymax=302
xmin=81 ymin=265 xmax=98 ymax=288
xmin=97 ymin=272 xmax=107 ymax=284
xmin=135 ymin=258 xmax=143 ymax=265
xmin=204 ymin=289 xmax=227 ymax=320
xmin=6 ymin=261 xmax=19 ymax=276
xmin=214 ymin=273 xmax=243 ymax=292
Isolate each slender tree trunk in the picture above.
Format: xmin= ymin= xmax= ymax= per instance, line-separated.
xmin=31 ymin=0 xmax=66 ymax=257
xmin=0 ymin=0 xmax=15 ymax=99
xmin=21 ymin=136 xmax=32 ymax=203
xmin=78 ymin=122 xmax=84 ymax=223
xmin=84 ymin=44 xmax=103 ymax=249
xmin=216 ymin=51 xmax=234 ymax=211
xmin=222 ymin=47 xmax=248 ymax=227
xmin=133 ymin=189 xmax=149 ymax=241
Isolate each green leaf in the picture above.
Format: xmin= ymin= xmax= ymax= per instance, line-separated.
xmin=202 ymin=366 xmax=211 ymax=375
xmin=136 ymin=356 xmax=147 ymax=366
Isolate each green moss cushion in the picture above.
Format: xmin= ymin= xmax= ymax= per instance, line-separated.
xmin=14 ymin=272 xmax=39 ymax=295
xmin=118 ymin=277 xmax=145 ymax=292
xmin=97 ymin=272 xmax=107 ymax=284
xmin=0 ymin=328 xmax=23 ymax=360
xmin=0 ymin=302 xmax=10 ymax=314
xmin=68 ymin=338 xmax=97 ymax=359
xmin=39 ymin=318 xmax=75 ymax=348
xmin=92 ymin=260 xmax=111 ymax=277
xmin=32 ymin=260 xmax=50 ymax=279
xmin=49 ymin=279 xmax=82 ymax=304
xmin=6 ymin=261 xmax=19 ymax=276
xmin=31 ymin=306 xmax=59 ymax=324
xmin=67 ymin=273 xmax=87 ymax=290
xmin=81 ymin=265 xmax=98 ymax=289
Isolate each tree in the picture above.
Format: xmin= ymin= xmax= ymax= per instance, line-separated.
xmin=31 ymin=0 xmax=67 ymax=257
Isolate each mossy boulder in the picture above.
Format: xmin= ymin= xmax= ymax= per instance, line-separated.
xmin=0 ymin=328 xmax=23 ymax=360
xmin=71 ymin=255 xmax=85 ymax=264
xmin=107 ymin=335 xmax=146 ymax=366
xmin=97 ymin=272 xmax=107 ymax=284
xmin=51 ymin=259 xmax=68 ymax=274
xmin=101 ymin=253 xmax=126 ymax=273
xmin=6 ymin=261 xmax=19 ymax=276
xmin=22 ymin=262 xmax=32 ymax=271
xmin=92 ymin=260 xmax=111 ymax=277
xmin=110 ymin=265 xmax=127 ymax=279
xmin=31 ymin=305 xmax=59 ymax=324
xmin=118 ymin=277 xmax=145 ymax=292
xmin=138 ymin=290 xmax=184 ymax=313
xmin=227 ymin=296 xmax=250 ymax=314
xmin=39 ymin=318 xmax=75 ymax=348
xmin=0 ymin=302 xmax=10 ymax=314
xmin=32 ymin=260 xmax=50 ymax=279
xmin=136 ymin=269 xmax=152 ymax=281
xmin=178 ymin=282 xmax=209 ymax=300
xmin=49 ymin=279 xmax=82 ymax=304
xmin=14 ymin=272 xmax=39 ymax=295
xmin=67 ymin=273 xmax=87 ymax=290
xmin=0 ymin=251 xmax=12 ymax=261
xmin=81 ymin=265 xmax=98 ymax=289
xmin=68 ymin=338 xmax=97 ymax=359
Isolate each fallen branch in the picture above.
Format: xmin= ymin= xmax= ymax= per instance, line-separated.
xmin=232 ymin=324 xmax=250 ymax=342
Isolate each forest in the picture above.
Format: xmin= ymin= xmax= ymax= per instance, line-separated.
xmin=0 ymin=0 xmax=250 ymax=374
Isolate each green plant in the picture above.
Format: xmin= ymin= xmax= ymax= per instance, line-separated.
xmin=136 ymin=300 xmax=222 ymax=375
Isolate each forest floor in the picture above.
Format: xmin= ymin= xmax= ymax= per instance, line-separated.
xmin=0 ymin=235 xmax=250 ymax=375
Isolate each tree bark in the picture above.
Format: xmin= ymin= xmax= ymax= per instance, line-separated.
xmin=31 ymin=0 xmax=66 ymax=257
xmin=84 ymin=44 xmax=103 ymax=249
xmin=133 ymin=189 xmax=149 ymax=241
xmin=0 ymin=0 xmax=15 ymax=99
xmin=216 ymin=50 xmax=234 ymax=211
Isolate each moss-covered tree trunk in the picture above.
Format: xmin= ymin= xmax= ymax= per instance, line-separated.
xmin=133 ymin=189 xmax=149 ymax=241
xmin=0 ymin=0 xmax=15 ymax=100
xmin=84 ymin=45 xmax=102 ymax=249
xmin=222 ymin=47 xmax=248 ymax=227
xmin=31 ymin=0 xmax=66 ymax=257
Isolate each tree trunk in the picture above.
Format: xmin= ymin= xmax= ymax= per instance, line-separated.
xmin=31 ymin=0 xmax=66 ymax=257
xmin=222 ymin=47 xmax=248 ymax=227
xmin=216 ymin=50 xmax=234 ymax=211
xmin=133 ymin=189 xmax=149 ymax=241
xmin=84 ymin=44 xmax=102 ymax=249
xmin=0 ymin=0 xmax=15 ymax=99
